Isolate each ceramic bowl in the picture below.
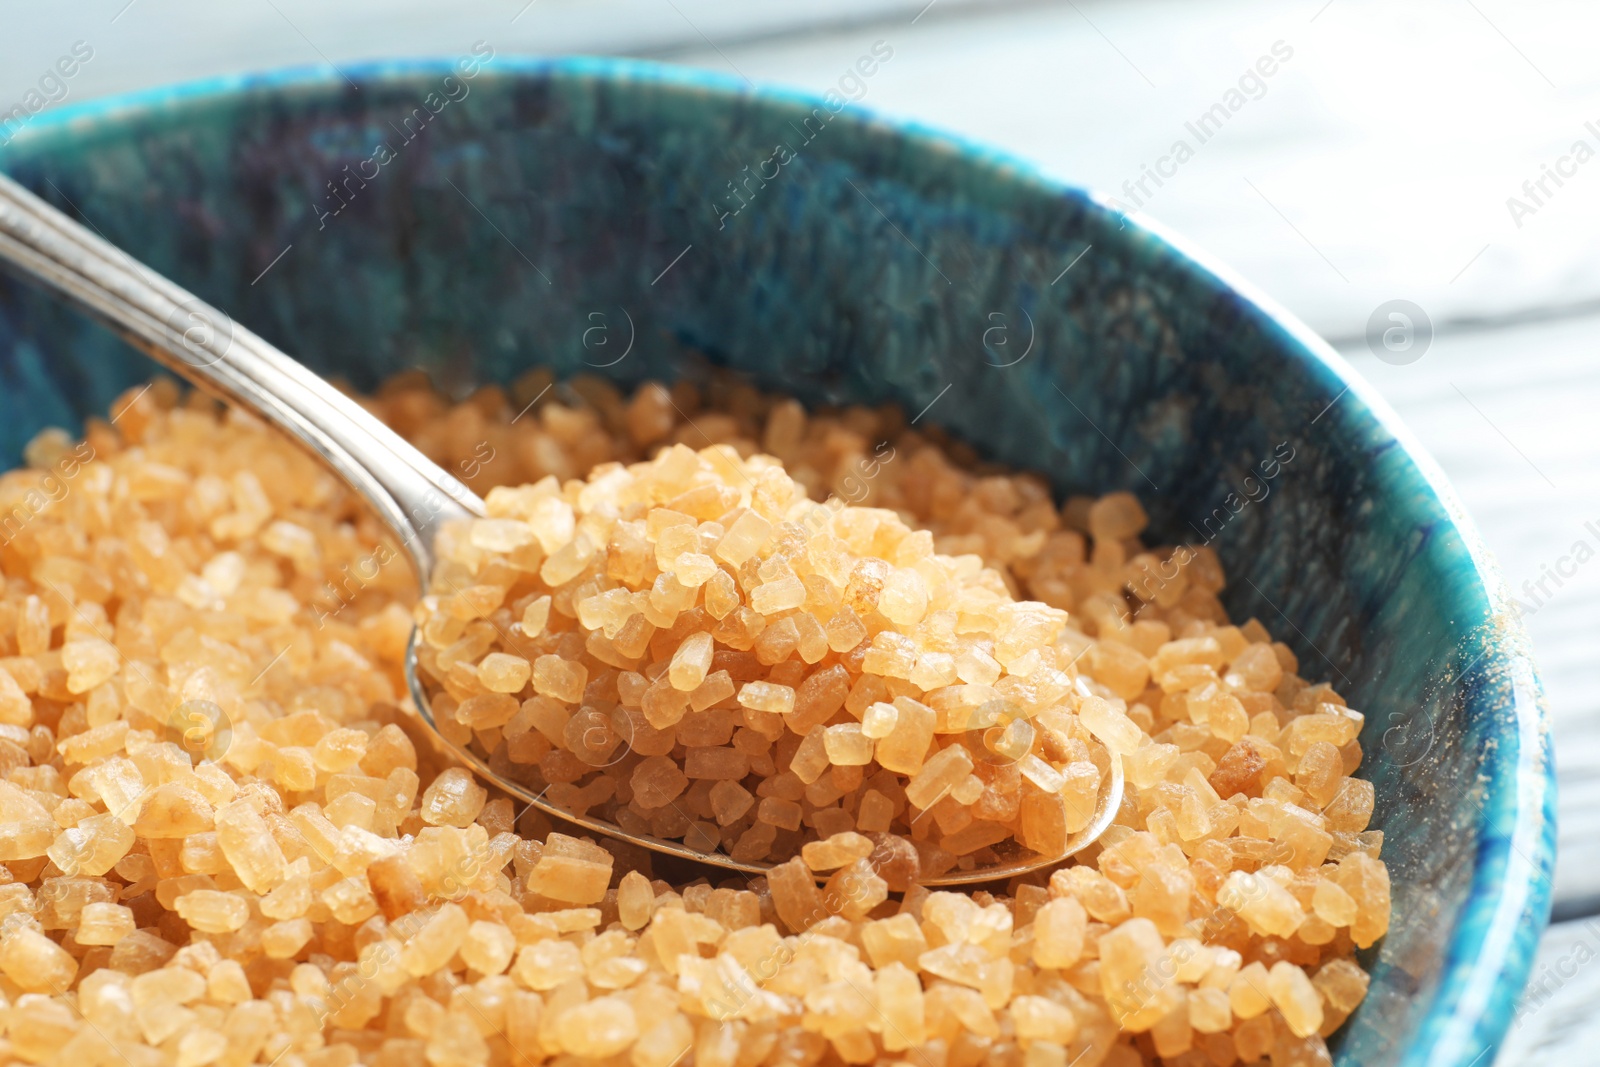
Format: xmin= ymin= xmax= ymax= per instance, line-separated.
xmin=0 ymin=56 xmax=1554 ymax=1066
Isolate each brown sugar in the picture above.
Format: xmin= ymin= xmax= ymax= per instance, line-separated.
xmin=0 ymin=373 xmax=1387 ymax=1066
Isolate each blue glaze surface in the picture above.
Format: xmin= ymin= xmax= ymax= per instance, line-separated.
xmin=0 ymin=56 xmax=1554 ymax=1066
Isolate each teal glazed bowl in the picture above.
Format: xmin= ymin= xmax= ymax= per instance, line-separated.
xmin=0 ymin=57 xmax=1554 ymax=1066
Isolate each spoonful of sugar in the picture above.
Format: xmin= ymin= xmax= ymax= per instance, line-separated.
xmin=0 ymin=170 xmax=1122 ymax=886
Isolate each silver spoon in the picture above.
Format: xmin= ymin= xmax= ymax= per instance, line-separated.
xmin=0 ymin=170 xmax=1122 ymax=885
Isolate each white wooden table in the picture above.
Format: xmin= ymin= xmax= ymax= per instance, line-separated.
xmin=5 ymin=1 xmax=1597 ymax=1060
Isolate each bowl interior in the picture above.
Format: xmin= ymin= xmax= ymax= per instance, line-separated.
xmin=0 ymin=58 xmax=1553 ymax=1066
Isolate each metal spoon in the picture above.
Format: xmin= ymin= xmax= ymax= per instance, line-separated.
xmin=0 ymin=170 xmax=1122 ymax=885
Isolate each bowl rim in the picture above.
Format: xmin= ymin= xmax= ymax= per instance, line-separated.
xmin=3 ymin=54 xmax=1556 ymax=1066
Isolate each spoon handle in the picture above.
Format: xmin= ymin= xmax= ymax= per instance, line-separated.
xmin=0 ymin=171 xmax=482 ymax=575
xmin=0 ymin=174 xmax=1127 ymax=886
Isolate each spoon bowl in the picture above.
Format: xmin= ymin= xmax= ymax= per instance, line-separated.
xmin=0 ymin=169 xmax=1123 ymax=885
